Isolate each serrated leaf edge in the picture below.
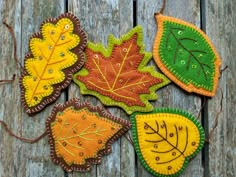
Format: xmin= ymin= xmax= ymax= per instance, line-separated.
xmin=46 ymin=98 xmax=131 ymax=172
xmin=20 ymin=13 xmax=87 ymax=115
xmin=73 ymin=26 xmax=170 ymax=114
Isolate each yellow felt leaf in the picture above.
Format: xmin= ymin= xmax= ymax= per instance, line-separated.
xmin=23 ymin=18 xmax=79 ymax=107
xmin=20 ymin=13 xmax=87 ymax=114
xmin=131 ymin=109 xmax=205 ymax=176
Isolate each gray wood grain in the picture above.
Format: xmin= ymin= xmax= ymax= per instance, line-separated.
xmin=21 ymin=1 xmax=66 ymax=176
xmin=0 ymin=0 xmax=235 ymax=177
xmin=205 ymin=0 xmax=236 ymax=177
xmin=136 ymin=0 xmax=203 ymax=177
xmin=0 ymin=1 xmax=22 ymax=176
xmin=68 ymin=0 xmax=135 ymax=177
xmin=0 ymin=0 xmax=66 ymax=176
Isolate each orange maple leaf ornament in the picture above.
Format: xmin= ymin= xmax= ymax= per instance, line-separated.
xmin=20 ymin=13 xmax=87 ymax=114
xmin=73 ymin=26 xmax=170 ymax=114
xmin=46 ymin=98 xmax=131 ymax=172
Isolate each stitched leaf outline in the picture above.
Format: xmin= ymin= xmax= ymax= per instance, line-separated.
xmin=131 ymin=108 xmax=205 ymax=177
xmin=20 ymin=13 xmax=87 ymax=114
xmin=153 ymin=14 xmax=221 ymax=96
xmin=46 ymin=98 xmax=131 ymax=172
xmin=73 ymin=26 xmax=170 ymax=114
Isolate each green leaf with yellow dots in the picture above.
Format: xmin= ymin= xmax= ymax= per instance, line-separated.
xmin=153 ymin=14 xmax=221 ymax=97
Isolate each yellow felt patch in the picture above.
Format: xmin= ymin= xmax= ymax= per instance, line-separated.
xmin=23 ymin=18 xmax=80 ymax=107
xmin=131 ymin=108 xmax=205 ymax=176
xmin=46 ymin=98 xmax=131 ymax=172
xmin=20 ymin=13 xmax=87 ymax=114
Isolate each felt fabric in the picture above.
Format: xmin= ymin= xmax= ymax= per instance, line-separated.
xmin=20 ymin=13 xmax=87 ymax=114
xmin=46 ymin=98 xmax=131 ymax=172
xmin=153 ymin=14 xmax=221 ymax=97
xmin=131 ymin=108 xmax=205 ymax=177
xmin=73 ymin=26 xmax=170 ymax=115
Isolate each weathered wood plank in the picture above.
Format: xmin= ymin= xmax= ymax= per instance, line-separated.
xmin=68 ymin=0 xmax=135 ymax=177
xmin=21 ymin=0 xmax=66 ymax=176
xmin=0 ymin=0 xmax=66 ymax=176
xmin=21 ymin=1 xmax=66 ymax=175
xmin=205 ymin=0 xmax=236 ymax=177
xmin=0 ymin=0 xmax=234 ymax=177
xmin=0 ymin=1 xmax=22 ymax=177
xmin=136 ymin=0 xmax=203 ymax=177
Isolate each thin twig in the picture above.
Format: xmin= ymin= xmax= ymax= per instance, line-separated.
xmin=207 ymin=88 xmax=224 ymax=141
xmin=154 ymin=0 xmax=166 ymax=16
xmin=124 ymin=132 xmax=134 ymax=147
xmin=220 ymin=66 xmax=228 ymax=78
xmin=197 ymin=97 xmax=206 ymax=120
xmin=3 ymin=21 xmax=23 ymax=72
xmin=205 ymin=139 xmax=210 ymax=144
xmin=0 ymin=74 xmax=16 ymax=84
xmin=0 ymin=119 xmax=47 ymax=143
xmin=159 ymin=0 xmax=166 ymax=14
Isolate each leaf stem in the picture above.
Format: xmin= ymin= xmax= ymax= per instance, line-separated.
xmin=58 ymin=126 xmax=107 ymax=141
xmin=113 ymin=80 xmax=150 ymax=92
xmin=92 ymin=58 xmax=112 ymax=90
xmin=29 ymin=28 xmax=66 ymax=103
xmin=144 ymin=122 xmax=184 ymax=155
xmin=169 ymin=29 xmax=210 ymax=80
xmin=87 ymin=81 xmax=137 ymax=101
xmin=111 ymin=44 xmax=133 ymax=90
xmin=57 ymin=141 xmax=75 ymax=156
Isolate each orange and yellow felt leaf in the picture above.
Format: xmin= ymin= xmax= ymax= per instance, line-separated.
xmin=73 ymin=26 xmax=170 ymax=114
xmin=46 ymin=98 xmax=131 ymax=172
xmin=153 ymin=14 xmax=221 ymax=96
xmin=131 ymin=108 xmax=205 ymax=177
xmin=20 ymin=13 xmax=87 ymax=114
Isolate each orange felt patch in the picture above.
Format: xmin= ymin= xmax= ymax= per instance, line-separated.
xmin=46 ymin=98 xmax=131 ymax=172
xmin=80 ymin=34 xmax=163 ymax=108
xmin=73 ymin=26 xmax=170 ymax=114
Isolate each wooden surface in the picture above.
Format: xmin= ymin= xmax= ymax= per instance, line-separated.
xmin=0 ymin=0 xmax=235 ymax=176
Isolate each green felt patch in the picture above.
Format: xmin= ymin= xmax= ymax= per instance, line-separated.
xmin=153 ymin=14 xmax=221 ymax=97
xmin=160 ymin=21 xmax=215 ymax=91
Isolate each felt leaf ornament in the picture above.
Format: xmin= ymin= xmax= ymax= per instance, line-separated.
xmin=153 ymin=14 xmax=221 ymax=96
xmin=46 ymin=98 xmax=131 ymax=172
xmin=73 ymin=26 xmax=170 ymax=114
xmin=131 ymin=108 xmax=205 ymax=177
xmin=20 ymin=13 xmax=87 ymax=114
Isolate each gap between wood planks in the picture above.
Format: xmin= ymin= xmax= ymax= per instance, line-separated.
xmin=200 ymin=0 xmax=210 ymax=177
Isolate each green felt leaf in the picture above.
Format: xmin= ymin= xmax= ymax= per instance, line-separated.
xmin=160 ymin=21 xmax=215 ymax=90
xmin=153 ymin=14 xmax=221 ymax=97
